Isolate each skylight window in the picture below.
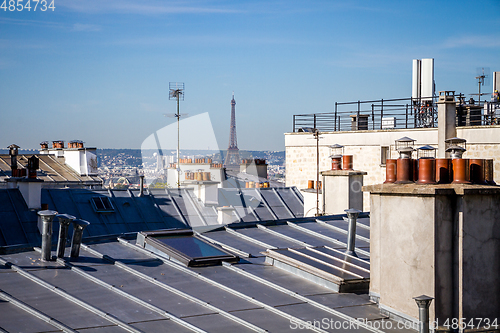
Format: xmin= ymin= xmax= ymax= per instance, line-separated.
xmin=137 ymin=230 xmax=239 ymax=267
xmin=90 ymin=196 xmax=114 ymax=213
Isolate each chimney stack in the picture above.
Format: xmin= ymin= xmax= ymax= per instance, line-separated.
xmin=27 ymin=155 xmax=39 ymax=179
xmin=437 ymin=91 xmax=457 ymax=158
xmin=52 ymin=140 xmax=64 ymax=149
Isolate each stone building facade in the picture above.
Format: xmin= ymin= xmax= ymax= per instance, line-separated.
xmin=285 ymin=125 xmax=500 ymax=211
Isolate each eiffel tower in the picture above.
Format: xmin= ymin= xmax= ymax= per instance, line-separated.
xmin=224 ymin=92 xmax=240 ymax=169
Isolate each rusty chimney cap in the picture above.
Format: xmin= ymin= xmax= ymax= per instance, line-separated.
xmin=7 ymin=144 xmax=20 ymax=149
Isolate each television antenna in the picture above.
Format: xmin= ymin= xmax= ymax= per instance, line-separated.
xmin=168 ymin=82 xmax=184 ymax=188
xmin=473 ymin=67 xmax=490 ymax=105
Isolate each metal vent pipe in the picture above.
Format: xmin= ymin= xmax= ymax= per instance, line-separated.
xmin=413 ymin=295 xmax=433 ymax=333
xmin=56 ymin=214 xmax=75 ymax=258
xmin=37 ymin=210 xmax=58 ymax=261
xmin=344 ymin=208 xmax=361 ymax=257
xmin=139 ymin=175 xmax=144 ymax=197
xmin=70 ymin=219 xmax=90 ymax=259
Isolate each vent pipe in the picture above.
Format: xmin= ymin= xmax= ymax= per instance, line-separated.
xmin=344 ymin=208 xmax=361 ymax=257
xmin=27 ymin=155 xmax=39 ymax=179
xmin=329 ymin=144 xmax=344 ymax=171
xmin=56 ymin=214 xmax=75 ymax=258
xmin=395 ymin=137 xmax=415 ymax=184
xmin=413 ymin=295 xmax=433 ymax=333
xmin=37 ymin=210 xmax=58 ymax=261
xmin=70 ymin=219 xmax=90 ymax=259
xmin=139 ymin=175 xmax=145 ymax=197
xmin=40 ymin=141 xmax=49 ymax=150
xmin=8 ymin=144 xmax=20 ymax=173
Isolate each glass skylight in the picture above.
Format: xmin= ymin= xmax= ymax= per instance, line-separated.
xmin=137 ymin=229 xmax=239 ymax=267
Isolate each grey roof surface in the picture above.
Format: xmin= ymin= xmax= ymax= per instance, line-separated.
xmin=0 ymin=154 xmax=102 ymax=186
xmin=0 ymin=183 xmax=414 ymax=332
xmin=0 ymin=214 xmax=416 ymax=333
xmin=0 ymin=187 xmax=303 ymax=251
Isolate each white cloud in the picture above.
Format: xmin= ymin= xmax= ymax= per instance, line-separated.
xmin=0 ymin=17 xmax=63 ymax=29
xmin=72 ymin=23 xmax=101 ymax=32
xmin=442 ymin=35 xmax=500 ymax=49
xmin=58 ymin=0 xmax=241 ymax=15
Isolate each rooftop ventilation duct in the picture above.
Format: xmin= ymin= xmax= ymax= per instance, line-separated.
xmin=56 ymin=214 xmax=75 ymax=258
xmin=139 ymin=175 xmax=145 ymax=197
xmin=37 ymin=210 xmax=58 ymax=261
xmin=344 ymin=208 xmax=361 ymax=257
xmin=413 ymin=295 xmax=433 ymax=333
xmin=70 ymin=219 xmax=90 ymax=259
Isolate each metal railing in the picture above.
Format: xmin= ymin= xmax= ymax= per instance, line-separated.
xmin=292 ymin=95 xmax=499 ymax=132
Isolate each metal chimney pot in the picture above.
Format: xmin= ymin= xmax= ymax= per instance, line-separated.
xmin=56 ymin=214 xmax=75 ymax=258
xmin=70 ymin=219 xmax=90 ymax=259
xmin=37 ymin=210 xmax=58 ymax=261
xmin=8 ymin=144 xmax=20 ymax=171
xmin=345 ymin=208 xmax=361 ymax=257
xmin=413 ymin=295 xmax=434 ymax=333
xmin=445 ymin=137 xmax=467 ymax=159
xmin=139 ymin=175 xmax=145 ymax=197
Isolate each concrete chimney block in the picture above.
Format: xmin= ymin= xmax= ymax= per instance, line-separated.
xmin=437 ymin=91 xmax=457 ymax=158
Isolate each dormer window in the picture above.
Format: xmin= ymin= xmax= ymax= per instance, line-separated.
xmin=90 ymin=196 xmax=114 ymax=213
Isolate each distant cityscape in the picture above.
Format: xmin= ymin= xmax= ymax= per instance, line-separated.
xmin=97 ymin=149 xmax=285 ymax=187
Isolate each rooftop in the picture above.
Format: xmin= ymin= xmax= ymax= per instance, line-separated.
xmin=0 ymin=154 xmax=102 ymax=187
xmin=0 ymin=213 xmax=415 ymax=332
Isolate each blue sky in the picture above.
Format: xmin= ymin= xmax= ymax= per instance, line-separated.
xmin=1 ymin=0 xmax=499 ymax=151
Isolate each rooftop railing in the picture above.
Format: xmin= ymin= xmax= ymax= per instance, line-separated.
xmin=292 ymin=94 xmax=499 ymax=132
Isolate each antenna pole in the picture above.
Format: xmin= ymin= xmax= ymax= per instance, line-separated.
xmin=476 ymin=68 xmax=485 ymax=106
xmin=177 ymin=92 xmax=180 ymax=189
xmin=316 ymin=130 xmax=320 ymax=216
xmin=169 ymin=82 xmax=184 ymax=189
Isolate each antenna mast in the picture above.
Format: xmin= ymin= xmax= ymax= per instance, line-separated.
xmin=169 ymin=82 xmax=185 ymax=188
xmin=475 ymin=68 xmax=487 ymax=105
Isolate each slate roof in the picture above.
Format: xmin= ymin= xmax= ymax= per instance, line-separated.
xmin=0 ymin=213 xmax=419 ymax=333
xmin=0 ymin=183 xmax=420 ymax=332
xmin=0 ymin=187 xmax=303 ymax=251
xmin=0 ymin=154 xmax=102 ymax=187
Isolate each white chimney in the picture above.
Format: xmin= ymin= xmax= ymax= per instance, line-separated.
xmin=217 ymin=206 xmax=237 ymax=224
